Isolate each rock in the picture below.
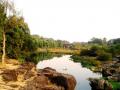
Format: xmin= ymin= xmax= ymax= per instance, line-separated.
xmin=18 ymin=62 xmax=36 ymax=72
xmin=102 ymin=68 xmax=114 ymax=77
xmin=41 ymin=85 xmax=64 ymax=90
xmin=1 ymin=63 xmax=76 ymax=90
xmin=20 ymin=67 xmax=76 ymax=90
xmin=2 ymin=69 xmax=18 ymax=81
xmin=2 ymin=62 xmax=36 ymax=82
xmin=108 ymin=74 xmax=120 ymax=82
xmin=102 ymin=61 xmax=120 ymax=83
xmin=24 ymin=70 xmax=35 ymax=80
xmin=19 ymin=72 xmax=65 ymax=90
xmin=89 ymin=78 xmax=112 ymax=90
xmin=20 ymin=75 xmax=50 ymax=90
xmin=40 ymin=67 xmax=76 ymax=90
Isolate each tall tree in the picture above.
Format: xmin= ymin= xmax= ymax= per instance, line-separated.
xmin=0 ymin=0 xmax=15 ymax=64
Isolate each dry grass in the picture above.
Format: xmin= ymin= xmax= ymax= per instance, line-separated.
xmin=37 ymin=48 xmax=80 ymax=54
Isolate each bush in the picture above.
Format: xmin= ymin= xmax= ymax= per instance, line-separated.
xmin=80 ymin=49 xmax=97 ymax=57
xmin=97 ymin=52 xmax=112 ymax=61
xmin=108 ymin=80 xmax=120 ymax=90
xmin=71 ymin=55 xmax=101 ymax=67
xmin=80 ymin=45 xmax=104 ymax=57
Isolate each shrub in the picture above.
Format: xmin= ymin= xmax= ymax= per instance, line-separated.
xmin=80 ymin=45 xmax=104 ymax=57
xmin=71 ymin=55 xmax=101 ymax=67
xmin=80 ymin=49 xmax=97 ymax=57
xmin=97 ymin=52 xmax=112 ymax=61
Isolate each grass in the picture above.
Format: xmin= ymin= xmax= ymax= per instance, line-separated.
xmin=108 ymin=80 xmax=120 ymax=90
xmin=101 ymin=77 xmax=120 ymax=90
xmin=71 ymin=55 xmax=101 ymax=67
xmin=71 ymin=55 xmax=102 ymax=72
xmin=37 ymin=48 xmax=80 ymax=54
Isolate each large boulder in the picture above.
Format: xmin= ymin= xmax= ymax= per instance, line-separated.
xmin=39 ymin=67 xmax=76 ymax=90
xmin=19 ymin=67 xmax=76 ymax=90
xmin=19 ymin=75 xmax=64 ymax=90
xmin=89 ymin=78 xmax=112 ymax=90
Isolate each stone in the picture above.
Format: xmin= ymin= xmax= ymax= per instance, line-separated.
xmin=89 ymin=78 xmax=112 ymax=90
xmin=40 ymin=67 xmax=76 ymax=90
xmin=2 ymin=69 xmax=18 ymax=81
xmin=1 ymin=63 xmax=76 ymax=90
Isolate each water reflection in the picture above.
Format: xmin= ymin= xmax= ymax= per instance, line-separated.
xmin=26 ymin=52 xmax=62 ymax=64
xmin=37 ymin=55 xmax=101 ymax=90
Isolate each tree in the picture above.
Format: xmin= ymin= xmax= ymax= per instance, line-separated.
xmin=0 ymin=0 xmax=15 ymax=64
xmin=108 ymin=38 xmax=120 ymax=45
xmin=88 ymin=37 xmax=103 ymax=45
xmin=72 ymin=42 xmax=81 ymax=50
xmin=5 ymin=15 xmax=30 ymax=59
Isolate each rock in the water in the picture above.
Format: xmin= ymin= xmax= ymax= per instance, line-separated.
xmin=39 ymin=67 xmax=76 ymax=90
xmin=89 ymin=78 xmax=112 ymax=90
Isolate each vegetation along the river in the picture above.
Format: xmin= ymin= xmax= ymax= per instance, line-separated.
xmin=0 ymin=0 xmax=120 ymax=90
xmin=71 ymin=38 xmax=120 ymax=90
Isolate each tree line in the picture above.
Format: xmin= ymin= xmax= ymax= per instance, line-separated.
xmin=0 ymin=0 xmax=79 ymax=63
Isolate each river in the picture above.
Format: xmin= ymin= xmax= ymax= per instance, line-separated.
xmin=37 ymin=55 xmax=101 ymax=90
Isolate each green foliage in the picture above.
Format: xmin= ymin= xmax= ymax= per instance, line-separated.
xmin=108 ymin=44 xmax=120 ymax=56
xmin=4 ymin=15 xmax=34 ymax=60
xmin=80 ymin=45 xmax=103 ymax=56
xmin=80 ymin=48 xmax=97 ymax=57
xmin=0 ymin=2 xmax=37 ymax=62
xmin=88 ymin=37 xmax=107 ymax=45
xmin=0 ymin=0 xmax=72 ymax=63
xmin=0 ymin=2 xmax=6 ymax=27
xmin=97 ymin=52 xmax=112 ymax=61
xmin=32 ymin=35 xmax=72 ymax=49
xmin=108 ymin=80 xmax=120 ymax=90
xmin=71 ymin=55 xmax=101 ymax=68
xmin=80 ymin=45 xmax=112 ymax=61
xmin=71 ymin=42 xmax=82 ymax=50
xmin=108 ymin=38 xmax=120 ymax=57
xmin=108 ymin=38 xmax=120 ymax=45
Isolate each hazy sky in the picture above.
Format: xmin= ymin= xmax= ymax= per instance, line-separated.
xmin=14 ymin=0 xmax=120 ymax=42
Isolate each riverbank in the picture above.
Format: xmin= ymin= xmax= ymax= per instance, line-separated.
xmin=89 ymin=60 xmax=120 ymax=90
xmin=0 ymin=59 xmax=76 ymax=90
xmin=71 ymin=55 xmax=102 ymax=72
xmin=71 ymin=55 xmax=120 ymax=90
xmin=37 ymin=48 xmax=80 ymax=54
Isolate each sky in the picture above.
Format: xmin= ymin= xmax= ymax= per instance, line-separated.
xmin=14 ymin=0 xmax=120 ymax=42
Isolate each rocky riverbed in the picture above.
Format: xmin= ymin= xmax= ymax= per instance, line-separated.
xmin=0 ymin=61 xmax=76 ymax=90
xmin=89 ymin=60 xmax=120 ymax=90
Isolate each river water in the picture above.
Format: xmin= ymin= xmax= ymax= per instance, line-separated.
xmin=37 ymin=55 xmax=101 ymax=90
